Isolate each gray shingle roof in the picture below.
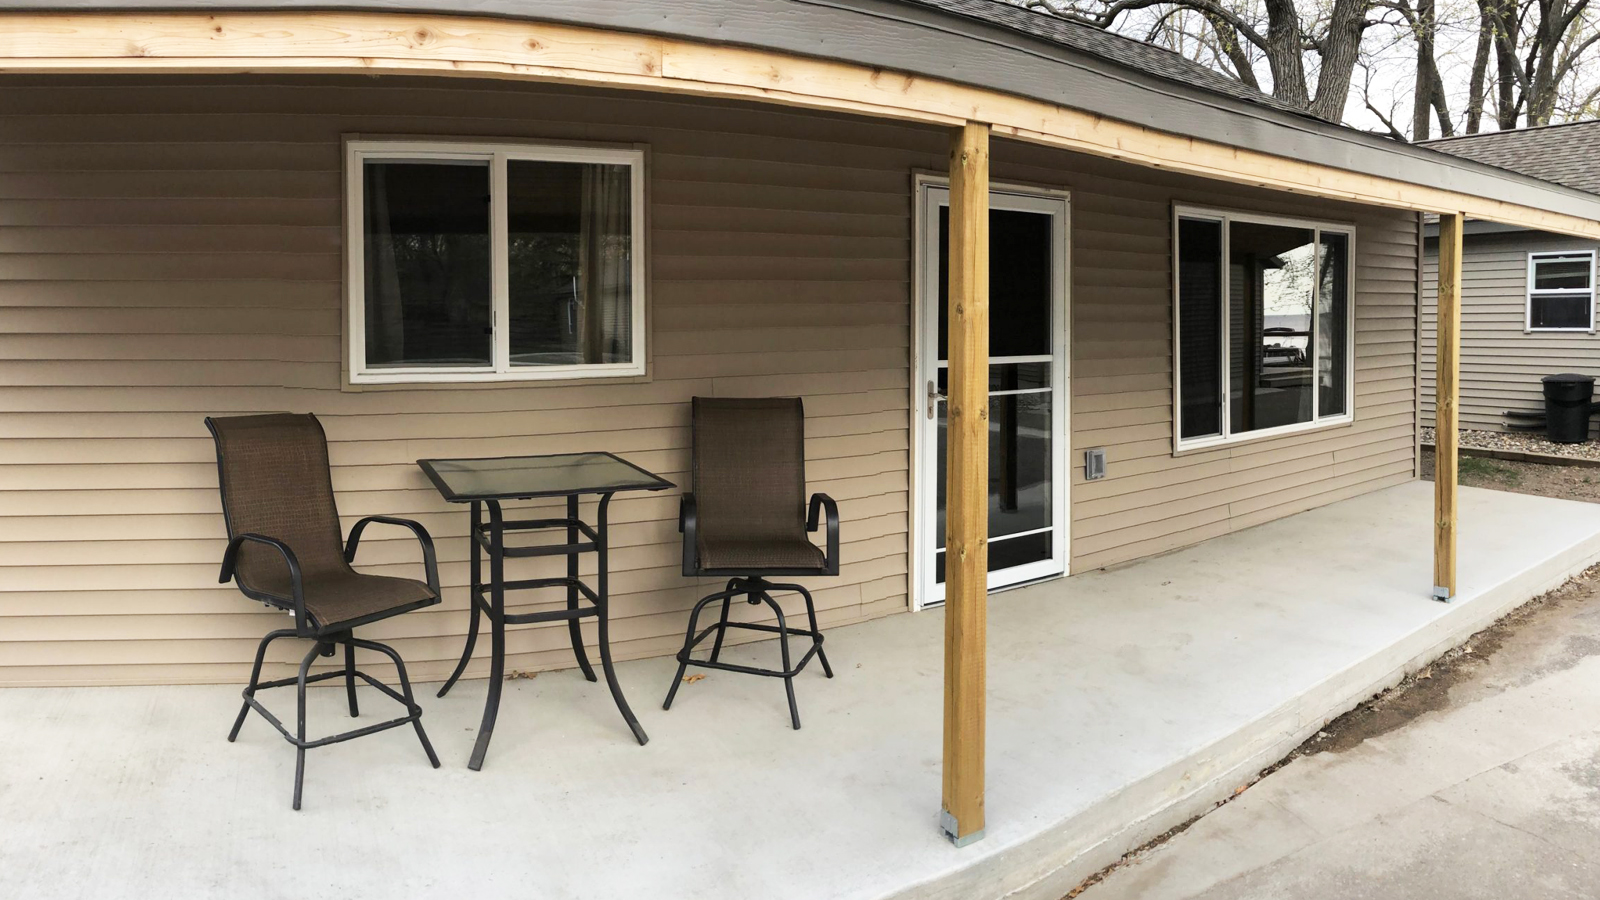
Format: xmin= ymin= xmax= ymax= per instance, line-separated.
xmin=904 ymin=0 xmax=1307 ymax=116
xmin=1421 ymin=121 xmax=1600 ymax=195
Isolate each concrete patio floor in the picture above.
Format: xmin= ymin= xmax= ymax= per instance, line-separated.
xmin=4 ymin=481 xmax=1600 ymax=900
xmin=1080 ymin=559 xmax=1600 ymax=900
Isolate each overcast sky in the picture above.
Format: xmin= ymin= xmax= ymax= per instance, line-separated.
xmin=1030 ymin=0 xmax=1600 ymax=139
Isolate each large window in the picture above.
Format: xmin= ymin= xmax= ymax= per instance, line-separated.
xmin=346 ymin=140 xmax=646 ymax=384
xmin=1174 ymin=207 xmax=1354 ymax=450
xmin=1527 ymin=250 xmax=1596 ymax=332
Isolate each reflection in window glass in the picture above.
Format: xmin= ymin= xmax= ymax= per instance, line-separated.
xmin=1173 ymin=211 xmax=1352 ymax=446
xmin=507 ymin=160 xmax=634 ymax=365
xmin=363 ymin=161 xmax=492 ymax=368
xmin=1318 ymin=232 xmax=1351 ymax=416
xmin=1230 ymin=222 xmax=1315 ymax=434
xmin=1533 ymin=256 xmax=1592 ymax=290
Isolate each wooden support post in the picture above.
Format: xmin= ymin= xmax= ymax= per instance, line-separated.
xmin=941 ymin=121 xmax=990 ymax=847
xmin=1434 ymin=212 xmax=1463 ymax=601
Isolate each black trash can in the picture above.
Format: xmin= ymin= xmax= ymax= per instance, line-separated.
xmin=1542 ymin=373 xmax=1595 ymax=443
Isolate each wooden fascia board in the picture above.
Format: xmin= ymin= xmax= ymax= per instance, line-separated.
xmin=0 ymin=10 xmax=1596 ymax=238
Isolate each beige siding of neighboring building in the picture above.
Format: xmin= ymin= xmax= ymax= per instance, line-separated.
xmin=1421 ymin=231 xmax=1600 ymax=432
xmin=0 ymin=75 xmax=1418 ymax=687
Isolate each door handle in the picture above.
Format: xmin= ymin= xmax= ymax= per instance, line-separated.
xmin=926 ymin=380 xmax=946 ymax=419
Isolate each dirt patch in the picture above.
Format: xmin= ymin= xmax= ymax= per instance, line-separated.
xmin=1289 ymin=562 xmax=1600 ymax=760
xmin=1300 ymin=453 xmax=1600 ymax=757
xmin=1422 ymin=447 xmax=1600 ymax=502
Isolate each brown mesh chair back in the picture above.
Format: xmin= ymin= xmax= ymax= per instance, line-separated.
xmin=692 ymin=396 xmax=809 ymax=553
xmin=669 ymin=396 xmax=838 ymax=728
xmin=207 ymin=413 xmax=351 ymax=601
xmin=206 ymin=412 xmax=443 ymax=807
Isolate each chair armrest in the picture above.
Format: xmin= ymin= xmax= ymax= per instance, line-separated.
xmin=679 ymin=493 xmax=699 ymax=577
xmin=807 ymin=493 xmax=840 ymax=576
xmin=220 ymin=532 xmax=308 ymax=633
xmin=344 ymin=515 xmax=441 ymax=597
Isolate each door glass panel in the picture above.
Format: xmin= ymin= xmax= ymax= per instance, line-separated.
xmin=937 ymin=206 xmax=1053 ymax=359
xmin=1229 ymin=222 xmax=1316 ymax=434
xmin=362 ymin=160 xmax=492 ymax=368
xmin=936 ymin=361 xmax=1051 ymax=394
xmin=934 ymin=395 xmax=1056 ymax=582
xmin=934 ymin=390 xmax=1054 ymax=549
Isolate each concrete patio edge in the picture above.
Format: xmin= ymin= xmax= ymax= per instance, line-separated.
xmin=897 ymin=490 xmax=1600 ymax=900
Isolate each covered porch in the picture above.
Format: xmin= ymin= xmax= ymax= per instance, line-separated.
xmin=6 ymin=480 xmax=1599 ymax=900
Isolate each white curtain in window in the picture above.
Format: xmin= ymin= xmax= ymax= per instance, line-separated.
xmin=578 ymin=165 xmax=632 ymax=364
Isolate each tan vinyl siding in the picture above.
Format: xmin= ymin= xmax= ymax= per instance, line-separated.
xmin=0 ymin=75 xmax=1418 ymax=686
xmin=986 ymin=143 xmax=1420 ymax=572
xmin=1420 ymin=231 xmax=1600 ymax=432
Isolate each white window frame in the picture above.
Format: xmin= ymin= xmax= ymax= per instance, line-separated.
xmin=345 ymin=139 xmax=647 ymax=384
xmin=1171 ymin=205 xmax=1357 ymax=453
xmin=1525 ymin=250 xmax=1597 ymax=333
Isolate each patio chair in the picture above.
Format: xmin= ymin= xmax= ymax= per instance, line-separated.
xmin=663 ymin=397 xmax=839 ymax=729
xmin=205 ymin=413 xmax=442 ymax=809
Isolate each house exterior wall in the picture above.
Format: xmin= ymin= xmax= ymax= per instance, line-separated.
xmin=0 ymin=75 xmax=1418 ymax=686
xmin=1421 ymin=230 xmax=1600 ymax=432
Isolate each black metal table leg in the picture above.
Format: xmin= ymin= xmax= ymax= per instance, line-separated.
xmin=437 ymin=500 xmax=483 ymax=698
xmin=566 ymin=493 xmax=598 ymax=682
xmin=468 ymin=499 xmax=507 ymax=771
xmin=596 ymin=492 xmax=649 ymax=746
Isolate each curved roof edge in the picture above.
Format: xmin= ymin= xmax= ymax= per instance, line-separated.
xmin=5 ymin=0 xmax=1600 ymax=224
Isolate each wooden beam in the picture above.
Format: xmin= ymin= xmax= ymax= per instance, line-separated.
xmin=942 ymin=121 xmax=989 ymax=848
xmin=1 ymin=12 xmax=1598 ymax=239
xmin=1434 ymin=212 xmax=1463 ymax=601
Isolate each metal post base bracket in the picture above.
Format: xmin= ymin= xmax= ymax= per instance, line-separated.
xmin=940 ymin=809 xmax=985 ymax=848
xmin=1432 ymin=585 xmax=1454 ymax=603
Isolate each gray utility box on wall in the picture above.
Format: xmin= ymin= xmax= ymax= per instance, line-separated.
xmin=1084 ymin=448 xmax=1106 ymax=481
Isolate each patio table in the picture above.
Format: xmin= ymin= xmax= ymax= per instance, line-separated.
xmin=416 ymin=452 xmax=674 ymax=770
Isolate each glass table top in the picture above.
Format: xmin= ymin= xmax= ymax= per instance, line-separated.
xmin=417 ymin=452 xmax=674 ymax=502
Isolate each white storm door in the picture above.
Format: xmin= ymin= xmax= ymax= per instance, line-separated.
xmin=915 ymin=181 xmax=1070 ymax=608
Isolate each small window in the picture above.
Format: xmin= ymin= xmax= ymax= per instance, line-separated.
xmin=1173 ymin=207 xmax=1355 ymax=450
xmin=347 ymin=140 xmax=646 ymax=384
xmin=1527 ymin=251 xmax=1595 ymax=332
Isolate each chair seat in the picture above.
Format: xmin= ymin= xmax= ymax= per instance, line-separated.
xmin=697 ymin=536 xmax=827 ymax=572
xmin=254 ymin=570 xmax=437 ymax=632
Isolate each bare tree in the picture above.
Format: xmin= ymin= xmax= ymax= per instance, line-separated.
xmin=1016 ymin=0 xmax=1598 ymax=137
xmin=1370 ymin=0 xmax=1457 ymax=137
xmin=1464 ymin=0 xmax=1495 ymax=132
xmin=1022 ymin=0 xmax=1380 ymax=121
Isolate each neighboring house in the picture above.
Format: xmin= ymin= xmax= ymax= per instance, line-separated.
xmin=1419 ymin=121 xmax=1600 ymax=432
xmin=0 ymin=1 xmax=1593 ymax=694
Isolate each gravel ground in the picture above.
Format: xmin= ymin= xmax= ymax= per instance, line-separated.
xmin=1421 ymin=447 xmax=1600 ymax=502
xmin=1421 ymin=425 xmax=1600 ymax=461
